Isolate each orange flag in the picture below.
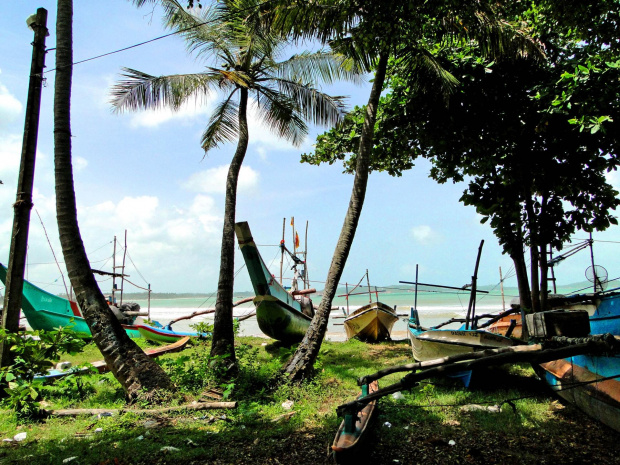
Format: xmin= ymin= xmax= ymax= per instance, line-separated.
xmin=294 ymin=232 xmax=300 ymax=249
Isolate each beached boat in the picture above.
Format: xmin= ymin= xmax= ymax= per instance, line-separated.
xmin=332 ymin=380 xmax=379 ymax=462
xmin=0 ymin=263 xmax=141 ymax=338
xmin=344 ymin=301 xmax=399 ymax=342
xmin=36 ymin=336 xmax=190 ymax=381
xmin=535 ymin=291 xmax=620 ymax=432
xmin=235 ymin=221 xmax=314 ymax=343
xmin=134 ymin=323 xmax=208 ymax=343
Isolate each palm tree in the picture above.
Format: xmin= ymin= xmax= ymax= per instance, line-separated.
xmin=113 ymin=0 xmax=361 ymax=368
xmin=54 ymin=0 xmax=175 ymax=399
xmin=254 ymin=0 xmax=543 ymax=381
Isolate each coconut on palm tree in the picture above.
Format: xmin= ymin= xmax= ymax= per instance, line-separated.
xmin=113 ymin=0 xmax=362 ymax=368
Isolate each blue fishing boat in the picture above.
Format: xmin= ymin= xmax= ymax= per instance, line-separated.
xmin=134 ymin=323 xmax=208 ymax=343
xmin=235 ymin=221 xmax=314 ymax=343
xmin=537 ymin=290 xmax=620 ymax=432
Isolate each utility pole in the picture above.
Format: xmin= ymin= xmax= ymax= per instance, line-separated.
xmin=1 ymin=9 xmax=49 ymax=368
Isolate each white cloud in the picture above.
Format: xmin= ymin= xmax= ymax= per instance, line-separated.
xmin=182 ymin=164 xmax=259 ymax=194
xmin=606 ymin=168 xmax=620 ymax=191
xmin=0 ymin=82 xmax=22 ymax=133
xmin=411 ymin=225 xmax=436 ymax=244
xmin=73 ymin=156 xmax=88 ymax=172
xmin=128 ymin=99 xmax=213 ymax=128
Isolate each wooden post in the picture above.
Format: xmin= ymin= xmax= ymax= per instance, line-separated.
xmin=112 ymin=235 xmax=117 ymax=304
xmin=499 ymin=266 xmax=506 ymax=312
xmin=304 ymin=220 xmax=308 ymax=289
xmin=279 ymin=218 xmax=285 ymax=285
xmin=465 ymin=240 xmax=484 ymax=330
xmin=1 ymin=8 xmax=49 ymax=369
xmin=366 ymin=269 xmax=372 ymax=303
xmin=147 ymin=283 xmax=151 ymax=321
xmin=120 ymin=230 xmax=127 ymax=304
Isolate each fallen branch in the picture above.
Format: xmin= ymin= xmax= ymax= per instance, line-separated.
xmin=46 ymin=401 xmax=237 ymax=417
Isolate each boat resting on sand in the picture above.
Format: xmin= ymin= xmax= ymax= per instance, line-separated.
xmin=344 ymin=301 xmax=398 ymax=342
xmin=134 ymin=323 xmax=208 ymax=343
xmin=35 ymin=336 xmax=190 ymax=381
xmin=534 ymin=291 xmax=620 ymax=432
xmin=332 ymin=380 xmax=379 ymax=462
xmin=0 ymin=263 xmax=140 ymax=338
xmin=408 ymin=310 xmax=518 ymax=387
xmin=235 ymin=221 xmax=314 ymax=343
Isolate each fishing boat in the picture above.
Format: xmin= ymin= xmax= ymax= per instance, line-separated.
xmin=402 ymin=242 xmax=519 ymax=386
xmin=341 ymin=271 xmax=398 ymax=342
xmin=134 ymin=323 xmax=208 ymax=343
xmin=535 ymin=290 xmax=620 ymax=432
xmin=332 ymin=380 xmax=379 ymax=462
xmin=0 ymin=263 xmax=141 ymax=338
xmin=235 ymin=221 xmax=314 ymax=343
xmin=36 ymin=336 xmax=190 ymax=381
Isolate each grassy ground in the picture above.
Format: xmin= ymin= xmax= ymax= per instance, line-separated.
xmin=1 ymin=336 xmax=619 ymax=464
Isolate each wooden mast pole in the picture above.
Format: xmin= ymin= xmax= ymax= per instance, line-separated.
xmin=120 ymin=230 xmax=127 ymax=305
xmin=499 ymin=266 xmax=506 ymax=312
xmin=465 ymin=240 xmax=484 ymax=330
xmin=304 ymin=220 xmax=309 ymax=289
xmin=279 ymin=218 xmax=285 ymax=285
xmin=112 ymin=235 xmax=117 ymax=304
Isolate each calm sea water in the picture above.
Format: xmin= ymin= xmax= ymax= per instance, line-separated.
xmin=123 ymin=283 xmax=587 ymax=341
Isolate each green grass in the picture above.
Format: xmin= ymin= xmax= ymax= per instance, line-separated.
xmin=0 ymin=337 xmax=614 ymax=464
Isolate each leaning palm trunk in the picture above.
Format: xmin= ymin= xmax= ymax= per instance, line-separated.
xmin=284 ymin=52 xmax=389 ymax=381
xmin=211 ymin=89 xmax=249 ymax=366
xmin=54 ymin=0 xmax=174 ymax=399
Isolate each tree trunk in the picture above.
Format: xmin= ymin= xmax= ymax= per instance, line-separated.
xmin=283 ymin=52 xmax=389 ymax=382
xmin=54 ymin=0 xmax=174 ymax=400
xmin=210 ymin=87 xmax=249 ymax=368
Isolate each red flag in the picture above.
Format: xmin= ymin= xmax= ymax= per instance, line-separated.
xmin=294 ymin=232 xmax=300 ymax=249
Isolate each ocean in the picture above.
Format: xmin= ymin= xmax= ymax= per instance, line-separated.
xmin=122 ymin=282 xmax=588 ymax=341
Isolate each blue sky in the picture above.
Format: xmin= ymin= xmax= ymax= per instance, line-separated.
xmin=2 ymin=1 xmax=620 ymax=298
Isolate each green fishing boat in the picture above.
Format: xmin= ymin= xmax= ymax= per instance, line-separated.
xmin=235 ymin=221 xmax=314 ymax=343
xmin=0 ymin=263 xmax=141 ymax=338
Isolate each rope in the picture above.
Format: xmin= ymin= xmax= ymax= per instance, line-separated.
xmin=34 ymin=208 xmax=69 ymax=297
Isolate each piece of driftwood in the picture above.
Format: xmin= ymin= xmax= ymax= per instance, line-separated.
xmin=338 ymin=334 xmax=620 ymax=417
xmin=46 ymin=401 xmax=237 ymax=417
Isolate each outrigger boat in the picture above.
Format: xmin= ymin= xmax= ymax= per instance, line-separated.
xmin=341 ymin=271 xmax=398 ymax=342
xmin=331 ymin=380 xmax=379 ymax=462
xmin=0 ymin=263 xmax=141 ymax=338
xmin=36 ymin=336 xmax=191 ymax=381
xmin=402 ymin=242 xmax=519 ymax=386
xmin=134 ymin=323 xmax=208 ymax=343
xmin=235 ymin=220 xmax=315 ymax=343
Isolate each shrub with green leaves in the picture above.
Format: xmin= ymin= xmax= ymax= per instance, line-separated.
xmin=0 ymin=327 xmax=85 ymax=419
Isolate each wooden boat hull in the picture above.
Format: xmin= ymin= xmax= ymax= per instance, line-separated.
xmin=332 ymin=380 xmax=379 ymax=462
xmin=488 ymin=314 xmax=523 ymax=339
xmin=235 ymin=222 xmax=312 ymax=343
xmin=344 ymin=302 xmax=398 ymax=341
xmin=0 ymin=263 xmax=139 ymax=338
xmin=408 ymin=324 xmax=516 ymax=386
xmin=537 ymin=292 xmax=620 ymax=432
xmin=254 ymin=295 xmax=311 ymax=343
xmin=36 ymin=337 xmax=190 ymax=381
xmin=135 ymin=324 xmax=206 ymax=343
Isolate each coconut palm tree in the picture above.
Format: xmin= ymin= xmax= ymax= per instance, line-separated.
xmin=54 ymin=0 xmax=175 ymax=399
xmin=252 ymin=0 xmax=543 ymax=381
xmin=113 ymin=0 xmax=362 ymax=368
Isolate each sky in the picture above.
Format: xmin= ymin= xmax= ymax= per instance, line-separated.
xmin=2 ymin=1 xmax=620 ymax=299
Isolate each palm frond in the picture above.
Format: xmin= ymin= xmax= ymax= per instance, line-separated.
xmin=273 ymin=50 xmax=366 ymax=86
xmin=397 ymin=48 xmax=460 ymax=104
xmin=201 ymin=92 xmax=240 ymax=152
xmin=268 ymin=78 xmax=347 ymax=127
xmin=111 ymin=68 xmax=222 ymax=112
xmin=253 ymin=86 xmax=308 ymax=146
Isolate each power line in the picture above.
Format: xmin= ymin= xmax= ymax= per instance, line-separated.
xmin=44 ymin=0 xmax=277 ymax=74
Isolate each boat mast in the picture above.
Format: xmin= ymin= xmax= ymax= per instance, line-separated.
xmin=304 ymin=220 xmax=309 ymax=290
xmin=112 ymin=235 xmax=117 ymax=305
xmin=120 ymin=230 xmax=127 ymax=305
xmin=279 ymin=218 xmax=285 ymax=285
xmin=499 ymin=267 xmax=506 ymax=312
xmin=465 ymin=240 xmax=484 ymax=330
xmin=589 ymin=232 xmax=598 ymax=293
xmin=365 ymin=269 xmax=372 ymax=303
